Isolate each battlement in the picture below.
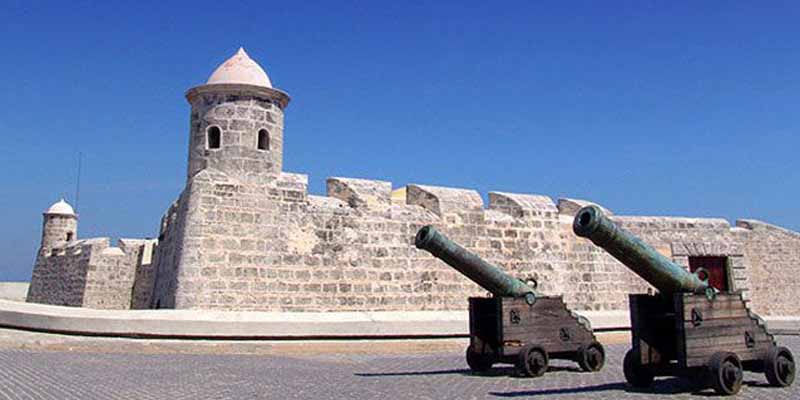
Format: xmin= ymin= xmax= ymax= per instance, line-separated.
xmin=42 ymin=237 xmax=154 ymax=259
xmin=28 ymin=235 xmax=156 ymax=309
xmin=406 ymin=184 xmax=483 ymax=216
xmin=327 ymin=177 xmax=392 ymax=209
xmin=557 ymin=198 xmax=612 ymax=217
xmin=31 ymin=169 xmax=800 ymax=315
xmin=60 ymin=170 xmax=800 ymax=314
xmin=489 ymin=192 xmax=557 ymax=219
xmin=282 ymin=173 xmax=759 ymax=232
xmin=736 ymin=219 xmax=800 ymax=239
xmin=610 ymin=215 xmax=732 ymax=231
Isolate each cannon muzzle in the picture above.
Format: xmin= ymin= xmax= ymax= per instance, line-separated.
xmin=573 ymin=205 xmax=709 ymax=295
xmin=415 ymin=226 xmax=537 ymax=302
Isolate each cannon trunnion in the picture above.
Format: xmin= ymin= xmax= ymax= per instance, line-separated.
xmin=416 ymin=225 xmax=604 ymax=377
xmin=574 ymin=205 xmax=795 ymax=395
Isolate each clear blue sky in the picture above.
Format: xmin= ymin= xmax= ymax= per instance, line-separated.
xmin=1 ymin=1 xmax=798 ymax=281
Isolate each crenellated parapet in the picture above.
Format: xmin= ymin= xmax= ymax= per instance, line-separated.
xmin=406 ymin=184 xmax=483 ymax=217
xmin=557 ymin=198 xmax=612 ymax=218
xmin=733 ymin=219 xmax=800 ymax=315
xmin=27 ymin=237 xmax=156 ymax=309
xmin=736 ymin=219 xmax=800 ymax=239
xmin=611 ymin=215 xmax=731 ymax=232
xmin=327 ymin=177 xmax=392 ymax=210
xmin=489 ymin=192 xmax=558 ymax=220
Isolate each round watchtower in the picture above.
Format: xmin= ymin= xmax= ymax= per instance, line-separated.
xmin=40 ymin=199 xmax=77 ymax=255
xmin=185 ymin=48 xmax=291 ymax=179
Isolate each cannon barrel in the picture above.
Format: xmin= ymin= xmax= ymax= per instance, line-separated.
xmin=572 ymin=205 xmax=708 ymax=295
xmin=415 ymin=225 xmax=537 ymax=299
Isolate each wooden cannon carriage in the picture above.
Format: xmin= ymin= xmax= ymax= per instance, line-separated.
xmin=415 ymin=226 xmax=605 ymax=377
xmin=573 ymin=205 xmax=795 ymax=395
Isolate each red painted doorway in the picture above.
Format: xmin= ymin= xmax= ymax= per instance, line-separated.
xmin=688 ymin=256 xmax=730 ymax=291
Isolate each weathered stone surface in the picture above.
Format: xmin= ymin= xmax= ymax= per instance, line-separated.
xmin=143 ymin=163 xmax=800 ymax=315
xmin=557 ymin=198 xmax=612 ymax=217
xmin=27 ymin=237 xmax=156 ymax=309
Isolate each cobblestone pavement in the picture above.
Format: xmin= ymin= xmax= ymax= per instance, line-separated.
xmin=0 ymin=334 xmax=796 ymax=399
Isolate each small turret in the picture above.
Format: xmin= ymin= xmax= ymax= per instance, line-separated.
xmin=40 ymin=199 xmax=77 ymax=255
xmin=184 ymin=47 xmax=291 ymax=179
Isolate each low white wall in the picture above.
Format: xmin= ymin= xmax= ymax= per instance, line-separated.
xmin=0 ymin=299 xmax=630 ymax=339
xmin=0 ymin=282 xmax=29 ymax=302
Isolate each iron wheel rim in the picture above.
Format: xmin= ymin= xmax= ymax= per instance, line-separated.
xmin=526 ymin=350 xmax=547 ymax=376
xmin=720 ymin=360 xmax=743 ymax=394
xmin=585 ymin=346 xmax=604 ymax=371
xmin=775 ymin=350 xmax=796 ymax=386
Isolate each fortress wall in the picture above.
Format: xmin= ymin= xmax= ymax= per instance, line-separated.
xmin=130 ymin=239 xmax=158 ymax=309
xmin=27 ymin=240 xmax=93 ymax=306
xmin=736 ymin=220 xmax=800 ymax=315
xmin=81 ymin=238 xmax=155 ymax=309
xmin=150 ymin=191 xmax=191 ymax=309
xmin=27 ymin=237 xmax=150 ymax=309
xmin=556 ymin=210 xmax=800 ymax=315
xmin=559 ymin=218 xmax=633 ymax=311
xmin=159 ymin=171 xmax=581 ymax=311
xmin=555 ymin=199 xmax=632 ymax=310
xmin=147 ymin=170 xmax=800 ymax=314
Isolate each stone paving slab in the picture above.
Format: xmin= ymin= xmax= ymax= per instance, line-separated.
xmin=0 ymin=331 xmax=796 ymax=399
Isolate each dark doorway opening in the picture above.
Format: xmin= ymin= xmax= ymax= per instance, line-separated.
xmin=688 ymin=256 xmax=730 ymax=291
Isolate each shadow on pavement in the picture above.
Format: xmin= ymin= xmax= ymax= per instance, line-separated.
xmin=356 ymin=365 xmax=582 ymax=378
xmin=742 ymin=380 xmax=773 ymax=388
xmin=356 ymin=368 xmax=474 ymax=377
xmin=489 ymin=378 xmax=712 ymax=397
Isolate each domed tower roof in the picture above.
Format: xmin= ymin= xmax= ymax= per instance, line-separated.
xmin=206 ymin=47 xmax=272 ymax=88
xmin=44 ymin=199 xmax=76 ymax=216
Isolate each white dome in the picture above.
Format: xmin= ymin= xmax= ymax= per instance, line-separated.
xmin=206 ymin=47 xmax=272 ymax=88
xmin=45 ymin=199 xmax=75 ymax=216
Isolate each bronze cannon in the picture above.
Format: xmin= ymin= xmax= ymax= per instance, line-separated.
xmin=416 ymin=225 xmax=604 ymax=377
xmin=573 ymin=205 xmax=709 ymax=296
xmin=573 ymin=205 xmax=795 ymax=395
xmin=415 ymin=225 xmax=537 ymax=302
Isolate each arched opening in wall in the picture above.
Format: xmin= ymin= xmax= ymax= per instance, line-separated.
xmin=257 ymin=129 xmax=269 ymax=150
xmin=207 ymin=126 xmax=221 ymax=149
xmin=66 ymin=232 xmax=73 ymax=241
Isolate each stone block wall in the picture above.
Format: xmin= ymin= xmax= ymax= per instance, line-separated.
xmin=146 ymin=196 xmax=188 ymax=309
xmin=31 ymin=165 xmax=800 ymax=315
xmin=27 ymin=239 xmax=94 ymax=306
xmin=27 ymin=237 xmax=156 ymax=309
xmin=736 ymin=220 xmax=800 ymax=315
xmin=146 ymin=166 xmax=800 ymax=315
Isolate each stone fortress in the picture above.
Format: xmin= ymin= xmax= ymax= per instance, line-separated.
xmin=27 ymin=48 xmax=800 ymax=317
